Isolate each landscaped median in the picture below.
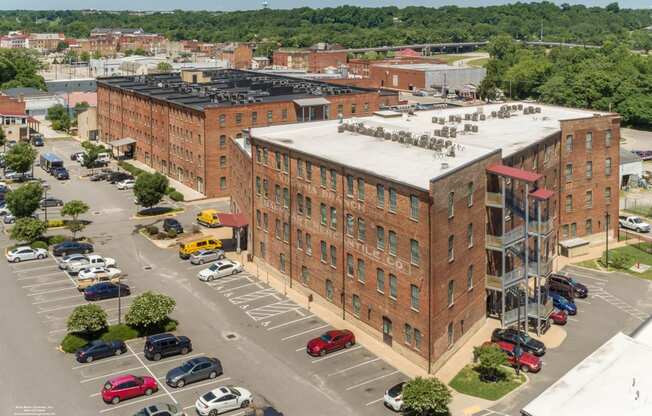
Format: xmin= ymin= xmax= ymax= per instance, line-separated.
xmin=59 ymin=291 xmax=179 ymax=353
xmin=118 ymin=160 xmax=184 ymax=202
xmin=574 ymin=242 xmax=652 ymax=280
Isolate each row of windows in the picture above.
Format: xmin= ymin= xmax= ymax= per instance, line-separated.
xmin=564 ymin=158 xmax=612 ymax=181
xmin=447 ymin=182 xmax=475 ymax=218
xmin=562 ymin=218 xmax=602 ymax=239
xmin=219 ymin=109 xmax=289 ymax=127
xmin=564 ymin=187 xmax=611 ymax=212
xmin=564 ymin=130 xmax=612 ymax=153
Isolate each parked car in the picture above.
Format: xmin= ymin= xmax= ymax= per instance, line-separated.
xmin=550 ymin=291 xmax=577 ymax=315
xmin=6 ymin=246 xmax=48 ymax=263
xmin=306 ymin=329 xmax=355 ymax=357
xmin=66 ymin=254 xmax=117 ymax=274
xmin=179 ymin=237 xmax=222 ymax=259
xmin=52 ymin=167 xmax=70 ymax=180
xmin=75 ymin=340 xmax=127 ymax=363
xmin=31 ymin=136 xmax=44 ymax=146
xmin=197 ymin=260 xmax=243 ymax=282
xmin=77 ymin=272 xmax=123 ymax=291
xmin=383 ymin=382 xmax=405 ymax=412
xmin=52 ymin=241 xmax=93 ymax=256
xmin=165 ymin=356 xmax=222 ymax=388
xmin=491 ymin=328 xmax=546 ymax=356
xmin=144 ymin=333 xmax=192 ymax=361
xmin=71 ymin=151 xmax=85 ymax=161
xmin=133 ymin=403 xmax=184 ymax=416
xmin=102 ymin=374 xmax=158 ymax=404
xmin=3 ymin=213 xmax=15 ymax=224
xmin=78 ymin=266 xmax=122 ymax=280
xmin=190 ymin=249 xmax=225 ymax=265
xmin=195 ymin=386 xmax=253 ymax=416
xmin=117 ymin=179 xmax=136 ymax=190
xmin=0 ymin=204 xmax=10 ymax=216
xmin=108 ymin=172 xmax=133 ymax=184
xmin=548 ymin=274 xmax=588 ymax=298
xmin=40 ymin=197 xmax=64 ymax=208
xmin=84 ymin=282 xmax=130 ymax=301
xmin=163 ymin=218 xmax=184 ymax=234
xmin=489 ymin=341 xmax=542 ymax=373
xmin=550 ymin=309 xmax=568 ymax=325
xmin=619 ymin=215 xmax=651 ymax=233
xmin=58 ymin=253 xmax=87 ymax=269
xmin=90 ymin=171 xmax=111 ymax=181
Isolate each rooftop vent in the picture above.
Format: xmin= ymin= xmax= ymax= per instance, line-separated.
xmin=441 ymin=162 xmax=449 ymax=170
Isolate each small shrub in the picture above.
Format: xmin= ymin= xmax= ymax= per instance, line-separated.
xmin=30 ymin=240 xmax=48 ymax=250
xmin=47 ymin=219 xmax=65 ymax=228
xmin=48 ymin=235 xmax=66 ymax=245
xmin=165 ymin=186 xmax=176 ymax=195
xmin=169 ymin=191 xmax=184 ymax=202
xmin=167 ymin=229 xmax=178 ymax=239
xmin=156 ymin=232 xmax=169 ymax=240
xmin=61 ymin=333 xmax=89 ymax=353
xmin=100 ymin=324 xmax=139 ymax=342
xmin=137 ymin=318 xmax=178 ymax=336
xmin=146 ymin=225 xmax=158 ymax=235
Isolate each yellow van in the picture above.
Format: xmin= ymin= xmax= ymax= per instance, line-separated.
xmin=179 ymin=237 xmax=222 ymax=259
xmin=196 ymin=209 xmax=222 ymax=228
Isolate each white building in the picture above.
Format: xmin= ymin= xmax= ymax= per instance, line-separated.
xmin=0 ymin=31 xmax=29 ymax=49
xmin=620 ymin=148 xmax=644 ymax=188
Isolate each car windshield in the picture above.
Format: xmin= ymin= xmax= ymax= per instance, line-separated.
xmin=387 ymin=382 xmax=404 ymax=397
xmin=520 ymin=333 xmax=532 ymax=343
xmin=209 ymin=264 xmax=219 ymax=271
xmin=319 ymin=334 xmax=332 ymax=342
xmin=180 ymin=362 xmax=194 ymax=372
xmin=203 ymin=392 xmax=217 ymax=402
xmin=228 ymin=387 xmax=241 ymax=396
xmin=568 ymin=278 xmax=577 ymax=285
xmin=632 ymin=218 xmax=642 ymax=223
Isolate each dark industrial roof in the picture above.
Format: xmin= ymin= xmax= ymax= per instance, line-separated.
xmin=96 ymin=69 xmax=376 ymax=111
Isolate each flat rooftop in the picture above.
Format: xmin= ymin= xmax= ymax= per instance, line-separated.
xmin=250 ymin=102 xmax=611 ymax=190
xmin=373 ymin=63 xmax=481 ymax=71
xmin=97 ymin=69 xmax=371 ymax=111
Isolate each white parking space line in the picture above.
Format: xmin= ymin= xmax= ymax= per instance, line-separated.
xmin=80 ymin=365 xmax=145 ymax=383
xmin=229 ymin=288 xmax=279 ymax=305
xmin=16 ymin=271 xmax=66 ymax=280
xmin=247 ymin=300 xmax=305 ymax=321
xmin=72 ymin=351 xmax=141 ymax=370
xmin=208 ymin=276 xmax=250 ymax=287
xmin=266 ymin=315 xmax=316 ymax=331
xmin=98 ymin=376 xmax=231 ymax=414
xmin=311 ymin=346 xmax=362 ymax=364
xmin=22 ymin=279 xmax=74 ymax=288
xmin=32 ymin=294 xmax=81 ymax=305
xmin=365 ymin=397 xmax=385 ymax=406
xmin=327 ymin=358 xmax=381 ymax=377
xmin=281 ymin=324 xmax=330 ymax=341
xmin=575 ymin=299 xmax=591 ymax=305
xmin=345 ymin=370 xmax=401 ymax=391
xmin=296 ymin=346 xmax=306 ymax=352
xmin=218 ymin=282 xmax=260 ymax=293
xmin=37 ymin=298 xmax=130 ymax=313
xmin=567 ymin=317 xmax=580 ymax=322
xmin=12 ymin=264 xmax=59 ymax=272
xmin=126 ymin=344 xmax=177 ymax=404
xmin=146 ymin=353 xmax=205 ymax=368
xmin=27 ymin=286 xmax=77 ymax=296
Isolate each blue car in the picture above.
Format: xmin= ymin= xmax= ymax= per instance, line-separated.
xmin=84 ymin=282 xmax=130 ymax=301
xmin=550 ymin=291 xmax=577 ymax=315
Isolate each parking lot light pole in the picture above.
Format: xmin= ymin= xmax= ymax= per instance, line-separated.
xmin=43 ymin=187 xmax=48 ymax=223
xmin=605 ymin=211 xmax=610 ymax=271
xmin=118 ymin=280 xmax=122 ymax=325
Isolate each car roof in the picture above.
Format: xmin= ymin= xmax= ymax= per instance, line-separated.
xmin=14 ymin=246 xmax=32 ymax=250
xmin=109 ymin=374 xmax=136 ymax=384
xmin=148 ymin=333 xmax=176 ymax=342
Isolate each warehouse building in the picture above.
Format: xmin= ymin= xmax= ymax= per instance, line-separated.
xmin=369 ymin=63 xmax=486 ymax=93
xmin=96 ymin=68 xmax=398 ymax=197
xmin=239 ymin=102 xmax=620 ymax=372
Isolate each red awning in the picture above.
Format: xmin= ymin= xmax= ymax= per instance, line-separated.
xmin=487 ymin=164 xmax=542 ymax=183
xmin=217 ymin=213 xmax=249 ymax=228
xmin=530 ymin=188 xmax=554 ymax=200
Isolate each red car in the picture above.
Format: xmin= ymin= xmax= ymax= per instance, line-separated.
xmin=550 ymin=309 xmax=568 ymax=325
xmin=307 ymin=329 xmax=355 ymax=357
xmin=494 ymin=341 xmax=542 ymax=373
xmin=101 ymin=374 xmax=158 ymax=404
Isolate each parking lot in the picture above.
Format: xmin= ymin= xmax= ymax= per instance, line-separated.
xmin=1 ymin=138 xmax=406 ymax=416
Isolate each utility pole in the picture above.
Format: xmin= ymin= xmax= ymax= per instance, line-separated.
xmin=540 ymin=20 xmax=544 ymax=42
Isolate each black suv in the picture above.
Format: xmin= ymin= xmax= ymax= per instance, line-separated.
xmin=163 ymin=218 xmax=184 ymax=234
xmin=52 ymin=241 xmax=94 ymax=256
xmin=144 ymin=333 xmax=192 ymax=361
xmin=548 ymin=273 xmax=588 ymax=299
xmin=491 ymin=328 xmax=546 ymax=356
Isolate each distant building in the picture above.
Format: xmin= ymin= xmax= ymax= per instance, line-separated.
xmin=217 ymin=43 xmax=253 ymax=70
xmin=251 ymin=56 xmax=270 ymax=70
xmin=0 ymin=95 xmax=40 ymax=140
xmin=0 ymin=31 xmax=29 ymax=49
xmin=29 ymin=33 xmax=66 ymax=52
xmin=77 ymin=107 xmax=98 ymax=141
xmin=369 ymin=63 xmax=486 ymax=93
xmin=620 ymin=148 xmax=644 ymax=188
xmin=273 ymin=43 xmax=348 ymax=73
xmin=347 ymin=56 xmax=443 ymax=78
xmin=46 ymin=78 xmax=97 ymax=94
xmin=2 ymin=87 xmax=65 ymax=117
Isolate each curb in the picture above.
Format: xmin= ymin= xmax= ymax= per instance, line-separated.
xmin=130 ymin=208 xmax=184 ymax=221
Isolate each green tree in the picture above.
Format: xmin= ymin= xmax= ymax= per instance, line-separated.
xmin=134 ymin=172 xmax=169 ymax=209
xmin=56 ymin=41 xmax=68 ymax=52
xmin=156 ymin=61 xmax=172 ymax=71
xmin=125 ymin=291 xmax=176 ymax=328
xmin=67 ymin=304 xmax=108 ymax=333
xmin=474 ymin=343 xmax=508 ymax=381
xmin=10 ymin=217 xmax=47 ymax=243
xmin=5 ymin=181 xmax=43 ymax=217
xmin=61 ymin=200 xmax=90 ymax=239
xmin=0 ymin=127 xmax=5 ymax=152
xmin=79 ymin=51 xmax=91 ymax=62
xmin=92 ymin=50 xmax=102 ymax=59
xmin=4 ymin=142 xmax=36 ymax=173
xmin=402 ymin=377 xmax=452 ymax=416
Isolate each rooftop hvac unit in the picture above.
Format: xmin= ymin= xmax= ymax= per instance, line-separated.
xmin=434 ymin=129 xmax=441 ymax=137
xmin=535 ymin=107 xmax=542 ymax=113
xmin=456 ymin=116 xmax=462 ymax=123
xmin=432 ymin=116 xmax=438 ymax=124
xmin=464 ymin=124 xmax=471 ymax=131
xmin=450 ymin=130 xmax=457 ymax=138
xmin=517 ymin=104 xmax=523 ymax=110
xmin=449 ymin=115 xmax=455 ymax=122
xmin=391 ymin=133 xmax=399 ymax=142
xmin=471 ymin=125 xmax=479 ymax=133
xmin=441 ymin=130 xmax=449 ymax=138
xmin=464 ymin=113 xmax=471 ymax=120
xmin=384 ymin=132 xmax=392 ymax=140
xmin=491 ymin=111 xmax=497 ymax=118
xmin=471 ymin=113 xmax=478 ymax=121
xmin=337 ymin=124 xmax=345 ymax=133
xmin=480 ymin=114 xmax=486 ymax=121
xmin=441 ymin=162 xmax=449 ymax=170
xmin=447 ymin=146 xmax=456 ymax=157
xmin=511 ymin=104 xmax=518 ymax=111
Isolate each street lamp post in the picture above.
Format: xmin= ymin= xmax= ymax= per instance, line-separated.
xmin=605 ymin=211 xmax=610 ymax=270
xmin=117 ymin=280 xmax=122 ymax=325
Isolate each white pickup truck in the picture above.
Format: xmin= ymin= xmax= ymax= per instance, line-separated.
xmin=619 ymin=215 xmax=651 ymax=233
xmin=66 ymin=254 xmax=117 ymax=274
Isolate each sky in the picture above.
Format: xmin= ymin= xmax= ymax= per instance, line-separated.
xmin=1 ymin=0 xmax=651 ymax=11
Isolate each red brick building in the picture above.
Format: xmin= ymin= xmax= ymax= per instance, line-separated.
xmin=273 ymin=44 xmax=348 ymax=73
xmin=217 ymin=43 xmax=253 ymax=70
xmin=96 ymin=69 xmax=398 ymax=198
xmin=245 ymin=102 xmax=620 ymax=371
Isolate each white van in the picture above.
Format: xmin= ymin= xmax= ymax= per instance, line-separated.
xmin=97 ymin=152 xmax=111 ymax=164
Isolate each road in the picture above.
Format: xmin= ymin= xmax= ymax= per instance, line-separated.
xmin=0 ymin=138 xmax=404 ymax=416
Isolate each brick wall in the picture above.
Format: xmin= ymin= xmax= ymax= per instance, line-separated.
xmin=369 ymin=66 xmax=426 ymax=90
xmin=309 ymin=51 xmax=348 ymax=73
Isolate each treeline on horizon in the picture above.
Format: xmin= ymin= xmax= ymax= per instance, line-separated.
xmin=0 ymin=2 xmax=651 ymax=48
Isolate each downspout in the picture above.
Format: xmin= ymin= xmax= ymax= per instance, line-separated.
xmin=289 ymin=151 xmax=293 ymax=290
xmin=149 ymin=98 xmax=153 ymax=166
xmin=203 ymin=115 xmax=207 ymax=196
xmin=524 ymin=183 xmax=530 ymax=334
xmin=427 ymin=193 xmax=433 ymax=374
xmin=341 ymin=169 xmax=345 ymax=320
xmin=501 ymin=176 xmax=506 ymax=327
xmin=250 ymin=132 xmax=255 ymax=260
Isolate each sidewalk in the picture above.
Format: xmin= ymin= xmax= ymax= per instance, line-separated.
xmin=126 ymin=159 xmax=206 ymax=202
